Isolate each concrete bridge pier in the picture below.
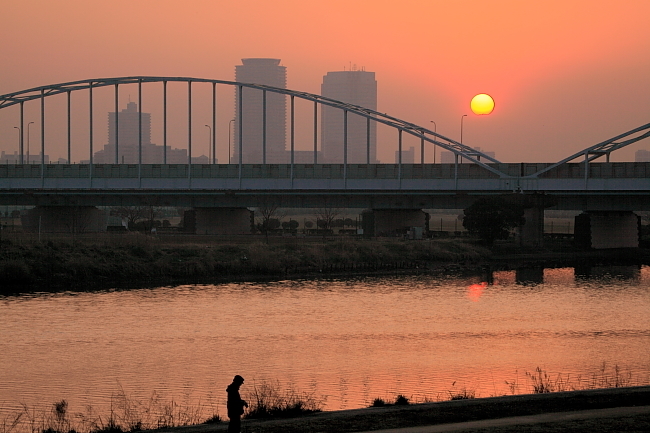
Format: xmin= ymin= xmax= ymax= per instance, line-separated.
xmin=21 ymin=206 xmax=107 ymax=233
xmin=574 ymin=211 xmax=640 ymax=249
xmin=518 ymin=206 xmax=545 ymax=248
xmin=189 ymin=208 xmax=254 ymax=235
xmin=371 ymin=209 xmax=428 ymax=237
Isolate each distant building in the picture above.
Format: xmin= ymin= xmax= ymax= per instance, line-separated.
xmin=395 ymin=146 xmax=415 ymax=164
xmin=321 ymin=69 xmax=378 ymax=164
xmin=440 ymin=147 xmax=496 ymax=164
xmin=234 ymin=58 xmax=287 ymax=164
xmin=94 ymin=102 xmax=198 ymax=164
xmin=1 ymin=151 xmax=50 ymax=164
xmin=635 ymin=149 xmax=650 ymax=162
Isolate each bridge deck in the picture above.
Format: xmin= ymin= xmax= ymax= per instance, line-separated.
xmin=1 ymin=162 xmax=649 ymax=179
xmin=1 ymin=163 xmax=648 ymax=210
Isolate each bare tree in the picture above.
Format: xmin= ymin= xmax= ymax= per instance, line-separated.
xmin=314 ymin=207 xmax=342 ymax=231
xmin=112 ymin=206 xmax=147 ymax=229
xmin=144 ymin=205 xmax=162 ymax=232
xmin=255 ymin=199 xmax=286 ymax=240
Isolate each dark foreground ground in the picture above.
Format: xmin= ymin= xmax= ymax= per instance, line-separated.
xmin=153 ymin=386 xmax=650 ymax=433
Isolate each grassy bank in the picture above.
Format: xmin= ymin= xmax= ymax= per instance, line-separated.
xmin=2 ymin=233 xmax=649 ymax=295
xmin=0 ymin=235 xmax=492 ymax=294
xmin=2 ymin=364 xmax=647 ymax=433
xmin=3 ymin=383 xmax=649 ymax=433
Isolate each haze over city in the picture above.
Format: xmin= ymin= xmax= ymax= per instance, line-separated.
xmin=1 ymin=0 xmax=649 ymax=164
xmin=2 ymin=2 xmax=650 ymax=430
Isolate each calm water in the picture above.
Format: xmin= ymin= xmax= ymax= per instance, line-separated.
xmin=1 ymin=267 xmax=649 ymax=419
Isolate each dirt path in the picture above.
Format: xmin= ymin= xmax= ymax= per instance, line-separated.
xmin=356 ymin=405 xmax=650 ymax=432
xmin=152 ymin=386 xmax=650 ymax=433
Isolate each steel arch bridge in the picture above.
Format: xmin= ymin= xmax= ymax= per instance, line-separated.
xmin=1 ymin=76 xmax=650 ymax=184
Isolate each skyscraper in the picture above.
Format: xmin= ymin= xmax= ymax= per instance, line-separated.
xmin=234 ymin=58 xmax=287 ymax=164
xmin=321 ymin=69 xmax=377 ymax=164
xmin=94 ymin=101 xmax=190 ymax=164
xmin=94 ymin=101 xmax=150 ymax=164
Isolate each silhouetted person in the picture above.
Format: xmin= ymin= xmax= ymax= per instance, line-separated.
xmin=226 ymin=375 xmax=248 ymax=433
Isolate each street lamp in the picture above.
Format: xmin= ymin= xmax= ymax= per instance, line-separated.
xmin=228 ymin=119 xmax=235 ymax=164
xmin=27 ymin=121 xmax=34 ymax=164
xmin=460 ymin=114 xmax=468 ymax=164
xmin=460 ymin=114 xmax=467 ymax=144
xmin=13 ymin=127 xmax=21 ymax=163
xmin=430 ymin=121 xmax=437 ymax=164
xmin=204 ymin=124 xmax=211 ymax=164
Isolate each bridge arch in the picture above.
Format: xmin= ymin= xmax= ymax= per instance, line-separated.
xmin=2 ymin=77 xmax=649 ymax=182
xmin=0 ymin=76 xmax=505 ymax=178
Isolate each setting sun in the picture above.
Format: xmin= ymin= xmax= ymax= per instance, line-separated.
xmin=470 ymin=93 xmax=495 ymax=115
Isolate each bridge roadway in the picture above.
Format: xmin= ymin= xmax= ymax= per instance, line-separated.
xmin=1 ymin=162 xmax=649 ymax=211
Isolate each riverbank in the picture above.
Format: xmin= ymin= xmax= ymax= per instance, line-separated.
xmin=1 ymin=234 xmax=649 ymax=295
xmin=152 ymin=386 xmax=650 ymax=433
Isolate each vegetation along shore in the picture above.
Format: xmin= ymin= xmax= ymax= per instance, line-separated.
xmin=1 ymin=232 xmax=650 ymax=295
xmin=2 ymin=377 xmax=649 ymax=433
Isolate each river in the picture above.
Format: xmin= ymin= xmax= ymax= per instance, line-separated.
xmin=1 ymin=266 xmax=649 ymax=422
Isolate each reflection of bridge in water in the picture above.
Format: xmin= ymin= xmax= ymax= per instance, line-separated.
xmin=1 ymin=77 xmax=650 ymax=247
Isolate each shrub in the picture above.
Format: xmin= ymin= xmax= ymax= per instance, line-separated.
xmin=463 ymin=197 xmax=525 ymax=246
xmin=394 ymin=395 xmax=410 ymax=406
xmin=526 ymin=367 xmax=557 ymax=393
xmin=202 ymin=414 xmax=222 ymax=424
xmin=0 ymin=260 xmax=31 ymax=284
xmin=448 ymin=389 xmax=475 ymax=400
xmin=370 ymin=398 xmax=385 ymax=407
xmin=244 ymin=381 xmax=323 ymax=420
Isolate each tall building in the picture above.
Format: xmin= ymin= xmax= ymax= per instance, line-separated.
xmin=234 ymin=58 xmax=287 ymax=164
xmin=321 ymin=69 xmax=377 ymax=164
xmin=395 ymin=147 xmax=415 ymax=164
xmin=94 ymin=101 xmax=192 ymax=164
xmin=635 ymin=149 xmax=650 ymax=162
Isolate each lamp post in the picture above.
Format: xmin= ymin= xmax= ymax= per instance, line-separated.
xmin=13 ymin=127 xmax=20 ymax=163
xmin=27 ymin=121 xmax=34 ymax=163
xmin=204 ymin=124 xmax=211 ymax=163
xmin=460 ymin=114 xmax=468 ymax=164
xmin=460 ymin=114 xmax=467 ymax=144
xmin=228 ymin=119 xmax=235 ymax=164
xmin=430 ymin=120 xmax=437 ymax=164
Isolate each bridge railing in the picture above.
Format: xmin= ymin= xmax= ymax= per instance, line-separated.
xmin=2 ymin=162 xmax=649 ymax=180
xmin=0 ymin=163 xmax=502 ymax=180
xmin=534 ymin=162 xmax=650 ymax=179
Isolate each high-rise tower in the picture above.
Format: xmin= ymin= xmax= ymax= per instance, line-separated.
xmin=234 ymin=58 xmax=287 ymax=164
xmin=321 ymin=70 xmax=377 ymax=164
xmin=95 ymin=101 xmax=151 ymax=164
xmin=94 ymin=101 xmax=190 ymax=164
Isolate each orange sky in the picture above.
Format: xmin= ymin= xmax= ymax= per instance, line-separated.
xmin=1 ymin=0 xmax=649 ymax=163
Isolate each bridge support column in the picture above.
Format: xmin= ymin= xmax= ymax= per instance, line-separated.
xmin=189 ymin=208 xmax=254 ymax=235
xmin=20 ymin=206 xmax=107 ymax=233
xmin=518 ymin=206 xmax=545 ymax=248
xmin=574 ymin=211 xmax=639 ymax=249
xmin=372 ymin=209 xmax=427 ymax=237
xmin=515 ymin=267 xmax=544 ymax=285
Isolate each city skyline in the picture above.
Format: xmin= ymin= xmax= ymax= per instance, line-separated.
xmin=1 ymin=1 xmax=649 ymax=164
xmin=321 ymin=69 xmax=378 ymax=164
xmin=93 ymin=101 xmax=199 ymax=164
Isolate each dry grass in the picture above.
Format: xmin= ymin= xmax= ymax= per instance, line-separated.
xmin=0 ymin=388 xmax=221 ymax=433
xmin=1 ymin=366 xmax=648 ymax=433
xmin=243 ymin=381 xmax=324 ymax=420
xmin=525 ymin=363 xmax=636 ymax=395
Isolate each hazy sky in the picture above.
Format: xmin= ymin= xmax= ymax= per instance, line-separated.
xmin=1 ymin=0 xmax=649 ymax=163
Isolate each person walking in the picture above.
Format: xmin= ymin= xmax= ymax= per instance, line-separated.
xmin=226 ymin=375 xmax=248 ymax=433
